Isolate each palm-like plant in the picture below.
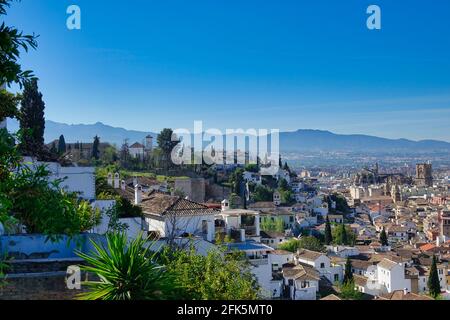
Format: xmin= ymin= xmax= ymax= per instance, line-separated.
xmin=76 ymin=232 xmax=175 ymax=300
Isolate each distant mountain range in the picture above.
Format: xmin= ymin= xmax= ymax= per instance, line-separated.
xmin=7 ymin=119 xmax=450 ymax=153
xmin=7 ymin=119 xmax=157 ymax=147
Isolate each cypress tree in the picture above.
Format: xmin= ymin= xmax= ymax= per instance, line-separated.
xmin=340 ymin=223 xmax=348 ymax=245
xmin=49 ymin=142 xmax=57 ymax=154
xmin=92 ymin=135 xmax=100 ymax=160
xmin=19 ymin=79 xmax=45 ymax=157
xmin=325 ymin=215 xmax=333 ymax=245
xmin=428 ymin=255 xmax=441 ymax=298
xmin=343 ymin=257 xmax=353 ymax=284
xmin=58 ymin=135 xmax=66 ymax=154
xmin=380 ymin=227 xmax=389 ymax=246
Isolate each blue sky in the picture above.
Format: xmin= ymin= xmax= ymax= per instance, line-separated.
xmin=5 ymin=0 xmax=450 ymax=141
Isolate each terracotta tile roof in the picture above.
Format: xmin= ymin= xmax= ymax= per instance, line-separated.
xmin=320 ymin=294 xmax=342 ymax=300
xmin=260 ymin=230 xmax=285 ymax=239
xmin=282 ymin=263 xmax=320 ymax=281
xmin=377 ymin=258 xmax=399 ymax=270
xmin=271 ymin=250 xmax=293 ymax=256
xmin=379 ymin=291 xmax=433 ymax=300
xmin=129 ymin=142 xmax=145 ymax=148
xmin=248 ymin=202 xmax=276 ymax=209
xmin=296 ymin=249 xmax=324 ymax=262
xmin=353 ymin=274 xmax=368 ymax=287
xmin=419 ymin=243 xmax=437 ymax=252
xmin=140 ymin=193 xmax=217 ymax=217
xmin=350 ymin=259 xmax=373 ymax=270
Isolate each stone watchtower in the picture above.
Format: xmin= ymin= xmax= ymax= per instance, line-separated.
xmin=415 ymin=163 xmax=433 ymax=187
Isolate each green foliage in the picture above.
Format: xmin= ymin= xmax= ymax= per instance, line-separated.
xmin=379 ymin=227 xmax=388 ymax=246
xmin=158 ymin=247 xmax=260 ymax=300
xmin=105 ymin=205 xmax=129 ymax=233
xmin=279 ymin=236 xmax=324 ymax=253
xmin=251 ymin=184 xmax=273 ymax=202
xmin=100 ymin=145 xmax=118 ymax=164
xmin=326 ymin=193 xmax=351 ymax=214
xmin=229 ymin=168 xmax=244 ymax=195
xmin=0 ymin=252 xmax=9 ymax=287
xmin=278 ymin=178 xmax=289 ymax=191
xmin=0 ymin=130 xmax=100 ymax=239
xmin=428 ymin=255 xmax=441 ymax=298
xmin=244 ymin=163 xmax=259 ymax=173
xmin=276 ymin=179 xmax=293 ymax=205
xmin=92 ymin=135 xmax=100 ymax=160
xmin=339 ymin=280 xmax=363 ymax=300
xmin=278 ymin=239 xmax=300 ymax=252
xmin=260 ymin=217 xmax=285 ymax=233
xmin=0 ymin=89 xmax=21 ymax=120
xmin=76 ymin=233 xmax=175 ymax=300
xmin=58 ymin=135 xmax=66 ymax=154
xmin=229 ymin=193 xmax=241 ymax=209
xmin=96 ymin=191 xmax=143 ymax=219
xmin=324 ymin=215 xmax=333 ymax=245
xmin=157 ymin=128 xmax=179 ymax=171
xmin=0 ymin=0 xmax=38 ymax=88
xmin=343 ymin=257 xmax=353 ymax=284
xmin=332 ymin=224 xmax=356 ymax=246
xmin=18 ymin=79 xmax=46 ymax=157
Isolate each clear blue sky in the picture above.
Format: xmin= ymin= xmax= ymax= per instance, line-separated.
xmin=5 ymin=0 xmax=450 ymax=141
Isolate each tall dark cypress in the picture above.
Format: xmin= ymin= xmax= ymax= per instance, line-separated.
xmin=341 ymin=223 xmax=348 ymax=245
xmin=428 ymin=255 xmax=441 ymax=298
xmin=92 ymin=135 xmax=100 ymax=160
xmin=19 ymin=79 xmax=45 ymax=157
xmin=343 ymin=257 xmax=353 ymax=284
xmin=325 ymin=215 xmax=333 ymax=245
xmin=380 ymin=227 xmax=389 ymax=246
xmin=58 ymin=135 xmax=66 ymax=154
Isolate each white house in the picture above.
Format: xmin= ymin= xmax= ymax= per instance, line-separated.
xmin=139 ymin=190 xmax=216 ymax=242
xmin=268 ymin=250 xmax=294 ymax=298
xmin=376 ymin=258 xmax=411 ymax=294
xmin=129 ymin=142 xmax=145 ymax=159
xmin=387 ymin=225 xmax=409 ymax=243
xmin=282 ymin=263 xmax=320 ymax=300
xmin=295 ymin=249 xmax=343 ymax=283
xmin=22 ymin=157 xmax=96 ymax=200
xmin=216 ymin=206 xmax=261 ymax=243
xmin=260 ymin=231 xmax=286 ymax=249
xmin=326 ymin=246 xmax=360 ymax=258
xmin=226 ymin=241 xmax=274 ymax=298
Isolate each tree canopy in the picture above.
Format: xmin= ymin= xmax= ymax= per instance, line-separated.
xmin=19 ymin=79 xmax=45 ymax=157
xmin=427 ymin=255 xmax=441 ymax=299
xmin=278 ymin=236 xmax=324 ymax=253
xmin=0 ymin=0 xmax=38 ymax=122
xmin=159 ymin=247 xmax=260 ymax=300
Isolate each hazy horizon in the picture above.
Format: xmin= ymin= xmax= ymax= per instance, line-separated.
xmin=5 ymin=0 xmax=450 ymax=141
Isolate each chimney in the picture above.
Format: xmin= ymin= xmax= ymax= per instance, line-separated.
xmin=221 ymin=199 xmax=229 ymax=211
xmin=107 ymin=173 xmax=113 ymax=186
xmin=403 ymin=288 xmax=409 ymax=295
xmin=121 ymin=180 xmax=126 ymax=191
xmin=114 ymin=172 xmax=120 ymax=189
xmin=135 ymin=184 xmax=142 ymax=205
xmin=133 ymin=176 xmax=138 ymax=187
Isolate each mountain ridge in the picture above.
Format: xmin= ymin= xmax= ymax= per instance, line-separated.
xmin=6 ymin=118 xmax=450 ymax=153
